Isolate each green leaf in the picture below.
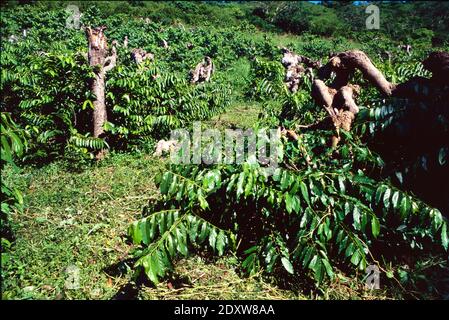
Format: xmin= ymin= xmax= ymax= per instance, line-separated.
xmin=272 ymin=168 xmax=282 ymax=182
xmin=309 ymin=254 xmax=318 ymax=271
xmin=438 ymin=147 xmax=447 ymax=166
xmin=197 ymin=191 xmax=209 ymax=210
xmin=236 ymin=172 xmax=245 ymax=197
xmin=280 ymin=171 xmax=289 ymax=190
xmin=209 ymin=228 xmax=217 ymax=250
xmin=345 ymin=242 xmax=354 ymax=258
xmin=299 ymin=181 xmax=310 ymax=205
xmin=441 ymin=223 xmax=448 ymax=251
xmin=371 ymin=215 xmax=380 ymax=238
xmin=337 ymin=176 xmax=345 ymax=193
xmin=350 ymin=250 xmax=361 ymax=266
xmin=160 ymin=171 xmax=172 ymax=195
xmin=13 ymin=188 xmax=23 ymax=206
xmin=198 ymin=222 xmax=209 ymax=243
xmin=244 ymin=246 xmax=259 ymax=255
xmin=166 ymin=233 xmax=175 ymax=256
xmin=383 ymin=188 xmax=391 ymax=208
xmin=400 ymin=196 xmax=411 ymax=219
xmin=159 ymin=213 xmax=166 ymax=234
xmin=375 ymin=185 xmax=386 ymax=205
xmin=321 ymin=258 xmax=334 ymax=278
xmin=353 ymin=206 xmax=361 ymax=230
xmin=130 ymin=221 xmax=142 ymax=244
xmin=188 ymin=217 xmax=200 ymax=243
xmin=140 ymin=219 xmax=150 ymax=245
xmin=313 ymin=259 xmax=324 ymax=283
xmin=281 ymin=257 xmax=294 ymax=274
xmin=285 ymin=194 xmax=293 ymax=214
xmin=82 ymin=99 xmax=94 ymax=110
xmin=216 ymin=230 xmax=226 ymax=256
xmin=302 ymin=247 xmax=313 ymax=267
xmin=242 ymin=253 xmax=256 ymax=270
xmin=285 ymin=193 xmax=300 ymax=214
xmin=141 ymin=252 xmax=165 ymax=284
xmin=176 ymin=227 xmax=188 ymax=256
xmin=391 ymin=191 xmax=400 ymax=209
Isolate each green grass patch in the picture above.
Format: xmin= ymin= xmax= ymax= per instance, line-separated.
xmin=1 ymin=152 xmax=395 ymax=300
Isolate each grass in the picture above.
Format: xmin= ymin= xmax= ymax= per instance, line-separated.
xmin=1 ymin=151 xmax=393 ymax=300
xmin=1 ymin=105 xmax=394 ymax=300
xmin=0 ymin=150 xmax=302 ymax=300
xmin=206 ymin=103 xmax=262 ymax=130
xmin=1 ymin=153 xmax=164 ymax=299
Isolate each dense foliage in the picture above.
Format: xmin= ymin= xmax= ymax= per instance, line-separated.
xmin=1 ymin=1 xmax=448 ymax=299
xmin=129 ymin=94 xmax=449 ymax=289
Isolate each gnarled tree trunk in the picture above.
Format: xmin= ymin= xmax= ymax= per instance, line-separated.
xmin=85 ymin=26 xmax=117 ymax=159
xmin=300 ymin=50 xmax=449 ymax=147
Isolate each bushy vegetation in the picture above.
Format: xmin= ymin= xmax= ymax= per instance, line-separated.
xmin=1 ymin=1 xmax=448 ymax=300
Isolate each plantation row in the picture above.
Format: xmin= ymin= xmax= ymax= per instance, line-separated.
xmin=1 ymin=2 xmax=448 ymax=298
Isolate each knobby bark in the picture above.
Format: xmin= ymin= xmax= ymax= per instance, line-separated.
xmin=85 ymin=26 xmax=117 ymax=159
xmin=299 ymin=50 xmax=448 ymax=147
xmin=281 ymin=48 xmax=321 ymax=93
xmin=190 ymin=56 xmax=214 ymax=84
xmin=130 ymin=48 xmax=154 ymax=64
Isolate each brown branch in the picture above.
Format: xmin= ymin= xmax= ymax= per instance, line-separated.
xmin=103 ymin=42 xmax=117 ymax=72
xmin=297 ymin=50 xmax=446 ymax=150
xmin=311 ymin=79 xmax=337 ymax=118
xmin=320 ymin=50 xmax=396 ymax=95
xmin=333 ymin=84 xmax=360 ymax=114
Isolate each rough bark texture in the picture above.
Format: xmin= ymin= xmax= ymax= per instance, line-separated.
xmin=319 ymin=50 xmax=396 ymax=95
xmin=281 ymin=48 xmax=321 ymax=93
xmin=334 ymin=84 xmax=360 ymax=114
xmin=285 ymin=65 xmax=305 ymax=93
xmin=311 ymin=79 xmax=337 ymax=117
xmin=281 ymin=47 xmax=321 ymax=69
xmin=190 ymin=56 xmax=214 ymax=84
xmin=123 ymin=35 xmax=128 ymax=48
xmin=300 ymin=50 xmax=448 ymax=148
xmin=309 ymin=50 xmax=386 ymax=146
xmin=86 ymin=26 xmax=117 ymax=159
xmin=131 ymin=48 xmax=154 ymax=64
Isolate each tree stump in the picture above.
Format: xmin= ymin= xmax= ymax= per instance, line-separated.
xmin=85 ymin=26 xmax=117 ymax=159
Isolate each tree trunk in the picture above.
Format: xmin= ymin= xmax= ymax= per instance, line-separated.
xmin=85 ymin=26 xmax=117 ymax=159
xmin=92 ymin=71 xmax=107 ymax=139
xmin=300 ymin=50 xmax=448 ymax=148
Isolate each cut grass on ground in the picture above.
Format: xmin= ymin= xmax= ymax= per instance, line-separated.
xmin=0 ymin=152 xmax=301 ymax=300
xmin=206 ymin=103 xmax=262 ymax=130
xmin=2 ymin=105 xmax=393 ymax=300
xmin=1 ymin=152 xmax=392 ymax=300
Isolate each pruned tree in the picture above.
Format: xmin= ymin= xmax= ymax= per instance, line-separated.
xmin=190 ymin=56 xmax=214 ymax=84
xmin=285 ymin=64 xmax=305 ymax=93
xmin=130 ymin=48 xmax=154 ymax=64
xmin=281 ymin=47 xmax=322 ymax=69
xmin=281 ymin=47 xmax=321 ymax=92
xmin=85 ymin=26 xmax=117 ymax=159
xmin=301 ymin=50 xmax=449 ymax=147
